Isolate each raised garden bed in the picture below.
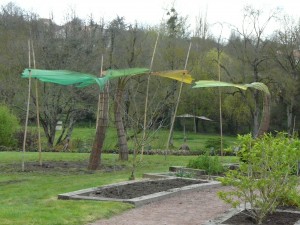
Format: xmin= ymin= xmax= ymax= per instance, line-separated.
xmin=58 ymin=177 xmax=220 ymax=207
xmin=204 ymin=204 xmax=300 ymax=225
xmin=143 ymin=166 xmax=225 ymax=180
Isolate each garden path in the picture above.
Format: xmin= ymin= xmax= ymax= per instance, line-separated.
xmin=89 ymin=186 xmax=232 ymax=225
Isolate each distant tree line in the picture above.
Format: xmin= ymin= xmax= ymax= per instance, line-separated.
xmin=1 ymin=2 xmax=300 ymax=151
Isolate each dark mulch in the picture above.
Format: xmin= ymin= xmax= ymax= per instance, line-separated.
xmin=0 ymin=161 xmax=125 ymax=173
xmin=223 ymin=209 xmax=300 ymax=225
xmin=90 ymin=178 xmax=207 ymax=199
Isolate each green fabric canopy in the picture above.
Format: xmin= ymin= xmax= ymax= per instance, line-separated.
xmin=21 ymin=68 xmax=150 ymax=89
xmin=22 ymin=68 xmax=196 ymax=90
xmin=104 ymin=68 xmax=150 ymax=79
xmin=193 ymin=80 xmax=270 ymax=95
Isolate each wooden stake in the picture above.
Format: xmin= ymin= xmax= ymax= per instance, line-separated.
xmin=31 ymin=41 xmax=43 ymax=166
xmin=140 ymin=33 xmax=160 ymax=160
xmin=22 ymin=40 xmax=32 ymax=171
xmin=218 ymin=51 xmax=223 ymax=157
xmin=166 ymin=42 xmax=192 ymax=150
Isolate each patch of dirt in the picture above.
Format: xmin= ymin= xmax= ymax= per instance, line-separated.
xmin=223 ymin=209 xmax=300 ymax=225
xmin=0 ymin=179 xmax=28 ymax=186
xmin=0 ymin=161 xmax=125 ymax=173
xmin=90 ymin=178 xmax=206 ymax=199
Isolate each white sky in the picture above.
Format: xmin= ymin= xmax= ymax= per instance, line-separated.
xmin=1 ymin=0 xmax=300 ymax=38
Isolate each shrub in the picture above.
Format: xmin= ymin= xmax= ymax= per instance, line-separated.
xmin=0 ymin=105 xmax=19 ymax=147
xmin=278 ymin=188 xmax=300 ymax=208
xmin=218 ymin=133 xmax=300 ymax=224
xmin=187 ymin=154 xmax=224 ymax=175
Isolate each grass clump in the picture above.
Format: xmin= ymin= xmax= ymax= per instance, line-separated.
xmin=187 ymin=154 xmax=225 ymax=175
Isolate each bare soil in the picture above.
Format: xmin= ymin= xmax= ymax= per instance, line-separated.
xmin=90 ymin=178 xmax=207 ymax=199
xmin=0 ymin=161 xmax=125 ymax=173
xmin=223 ymin=209 xmax=300 ymax=225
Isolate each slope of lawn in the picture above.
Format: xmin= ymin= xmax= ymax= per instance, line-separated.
xmin=65 ymin=126 xmax=238 ymax=153
xmin=0 ymin=152 xmax=238 ymax=225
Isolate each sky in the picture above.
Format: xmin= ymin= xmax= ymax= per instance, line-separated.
xmin=1 ymin=0 xmax=300 ymax=38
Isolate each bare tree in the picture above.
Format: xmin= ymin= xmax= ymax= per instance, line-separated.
xmin=228 ymin=6 xmax=278 ymax=136
xmin=272 ymin=16 xmax=300 ymax=135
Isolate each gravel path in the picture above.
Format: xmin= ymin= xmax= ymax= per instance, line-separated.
xmin=89 ymin=186 xmax=232 ymax=225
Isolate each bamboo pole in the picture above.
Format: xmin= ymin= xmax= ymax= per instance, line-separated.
xmin=218 ymin=53 xmax=223 ymax=157
xmin=22 ymin=40 xmax=32 ymax=172
xmin=166 ymin=42 xmax=192 ymax=150
xmin=31 ymin=41 xmax=42 ymax=166
xmin=140 ymin=33 xmax=160 ymax=160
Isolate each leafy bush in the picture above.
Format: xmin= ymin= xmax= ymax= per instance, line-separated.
xmin=218 ymin=133 xmax=300 ymax=224
xmin=0 ymin=105 xmax=19 ymax=147
xmin=278 ymin=188 xmax=300 ymax=208
xmin=187 ymin=154 xmax=224 ymax=175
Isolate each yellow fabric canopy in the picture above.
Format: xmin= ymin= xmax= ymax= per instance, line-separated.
xmin=152 ymin=70 xmax=194 ymax=84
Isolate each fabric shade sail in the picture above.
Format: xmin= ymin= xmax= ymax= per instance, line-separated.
xmin=21 ymin=68 xmax=107 ymax=89
xmin=22 ymin=68 xmax=194 ymax=89
xmin=21 ymin=68 xmax=150 ymax=89
xmin=193 ymin=80 xmax=270 ymax=95
xmin=176 ymin=114 xmax=212 ymax=121
xmin=152 ymin=70 xmax=194 ymax=84
xmin=104 ymin=68 xmax=150 ymax=79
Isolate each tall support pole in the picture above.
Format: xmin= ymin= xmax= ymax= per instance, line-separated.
xmin=31 ymin=41 xmax=42 ymax=166
xmin=140 ymin=33 xmax=160 ymax=160
xmin=22 ymin=40 xmax=32 ymax=171
xmin=166 ymin=42 xmax=192 ymax=150
xmin=218 ymin=54 xmax=223 ymax=157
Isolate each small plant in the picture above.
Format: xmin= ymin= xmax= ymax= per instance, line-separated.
xmin=175 ymin=169 xmax=193 ymax=178
xmin=187 ymin=154 xmax=224 ymax=175
xmin=218 ymin=132 xmax=300 ymax=224
xmin=70 ymin=137 xmax=92 ymax=153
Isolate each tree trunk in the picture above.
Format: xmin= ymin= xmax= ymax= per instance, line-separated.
xmin=40 ymin=119 xmax=56 ymax=148
xmin=168 ymin=108 xmax=175 ymax=148
xmin=287 ymin=104 xmax=293 ymax=136
xmin=114 ymin=79 xmax=129 ymax=161
xmin=87 ymin=86 xmax=109 ymax=170
xmin=252 ymin=91 xmax=260 ymax=137
xmin=256 ymin=94 xmax=271 ymax=138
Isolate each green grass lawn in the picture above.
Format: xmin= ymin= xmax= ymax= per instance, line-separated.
xmin=56 ymin=126 xmax=238 ymax=153
xmin=0 ymin=152 xmax=238 ymax=225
